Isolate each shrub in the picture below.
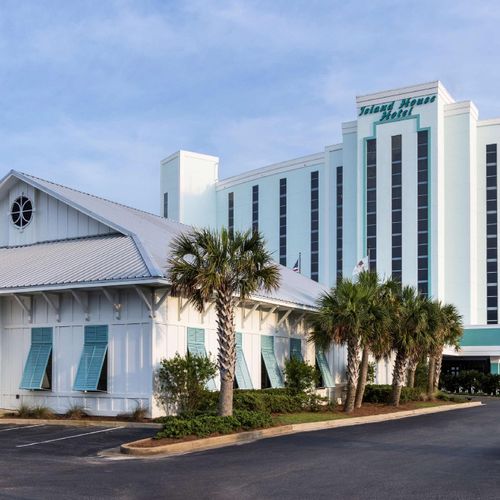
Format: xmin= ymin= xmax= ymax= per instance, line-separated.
xmin=363 ymin=385 xmax=423 ymax=404
xmin=196 ymin=388 xmax=319 ymax=415
xmin=367 ymin=362 xmax=376 ymax=384
xmin=117 ymin=403 xmax=149 ymax=422
xmin=17 ymin=404 xmax=54 ymax=419
xmin=414 ymin=362 xmax=429 ymax=390
xmin=440 ymin=370 xmax=500 ymax=396
xmin=156 ymin=352 xmax=217 ymax=415
xmin=284 ymin=358 xmax=318 ymax=394
xmin=155 ymin=410 xmax=272 ymax=439
xmin=65 ymin=404 xmax=89 ymax=419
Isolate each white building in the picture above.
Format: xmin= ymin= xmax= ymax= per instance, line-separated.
xmin=160 ymin=81 xmax=500 ymax=376
xmin=0 ymin=170 xmax=338 ymax=417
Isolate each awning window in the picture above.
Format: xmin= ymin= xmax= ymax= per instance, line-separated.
xmin=235 ymin=332 xmax=253 ymax=389
xmin=73 ymin=325 xmax=108 ymax=392
xmin=20 ymin=328 xmax=52 ymax=390
xmin=261 ymin=335 xmax=284 ymax=388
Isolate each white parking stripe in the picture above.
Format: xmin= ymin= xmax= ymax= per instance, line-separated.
xmin=0 ymin=424 xmax=45 ymax=433
xmin=16 ymin=426 xmax=124 ymax=448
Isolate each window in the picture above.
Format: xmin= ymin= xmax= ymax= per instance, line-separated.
xmin=228 ymin=192 xmax=234 ymax=238
xmin=187 ymin=327 xmax=217 ymax=390
xmin=235 ymin=332 xmax=252 ymax=389
xmin=336 ymin=166 xmax=343 ymax=279
xmin=163 ymin=192 xmax=168 ymax=218
xmin=74 ymin=325 xmax=108 ymax=392
xmin=392 ymin=135 xmax=402 ymax=281
xmin=252 ymin=185 xmax=259 ymax=233
xmin=487 ymin=143 xmax=498 ymax=324
xmin=290 ymin=338 xmax=303 ymax=361
xmin=11 ymin=195 xmax=33 ymax=228
xmin=366 ymin=139 xmax=376 ymax=270
xmin=261 ymin=336 xmax=284 ymax=388
xmin=417 ymin=131 xmax=429 ymax=296
xmin=20 ymin=328 xmax=52 ymax=390
xmin=316 ymin=350 xmax=334 ymax=388
xmin=279 ymin=178 xmax=287 ymax=265
xmin=310 ymin=171 xmax=319 ymax=281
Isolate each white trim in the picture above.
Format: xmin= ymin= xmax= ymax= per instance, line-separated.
xmin=216 ymin=152 xmax=324 ymax=190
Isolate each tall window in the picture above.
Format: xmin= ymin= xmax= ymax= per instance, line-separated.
xmin=163 ymin=192 xmax=168 ymax=218
xmin=487 ymin=143 xmax=498 ymax=324
xmin=417 ymin=131 xmax=429 ymax=296
xmin=336 ymin=166 xmax=343 ymax=279
xmin=252 ymin=185 xmax=259 ymax=233
xmin=279 ymin=178 xmax=287 ymax=266
xmin=366 ymin=139 xmax=377 ymax=271
xmin=228 ymin=192 xmax=234 ymax=238
xmin=392 ymin=135 xmax=402 ymax=281
xmin=310 ymin=171 xmax=319 ymax=281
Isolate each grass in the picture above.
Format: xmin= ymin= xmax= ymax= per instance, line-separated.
xmin=272 ymin=412 xmax=348 ymax=426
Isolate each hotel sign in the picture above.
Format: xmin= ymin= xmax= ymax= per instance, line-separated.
xmin=358 ymin=94 xmax=436 ymax=122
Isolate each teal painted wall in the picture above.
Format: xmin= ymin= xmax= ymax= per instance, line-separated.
xmin=461 ymin=328 xmax=500 ymax=347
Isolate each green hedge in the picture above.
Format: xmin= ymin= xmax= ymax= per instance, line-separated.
xmin=440 ymin=370 xmax=500 ymax=395
xmin=363 ymin=385 xmax=423 ymax=404
xmin=156 ymin=410 xmax=272 ymax=439
xmin=198 ymin=388 xmax=322 ymax=414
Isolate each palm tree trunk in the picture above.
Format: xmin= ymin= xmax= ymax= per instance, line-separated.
xmin=391 ymin=350 xmax=407 ymax=406
xmin=215 ymin=289 xmax=236 ymax=416
xmin=344 ymin=337 xmax=361 ymax=414
xmin=433 ymin=346 xmax=444 ymax=393
xmin=406 ymin=356 xmax=418 ymax=388
xmin=354 ymin=347 xmax=369 ymax=408
xmin=427 ymin=355 xmax=436 ymax=398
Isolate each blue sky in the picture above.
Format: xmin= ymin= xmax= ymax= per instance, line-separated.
xmin=0 ymin=0 xmax=497 ymax=212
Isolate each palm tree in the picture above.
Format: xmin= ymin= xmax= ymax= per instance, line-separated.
xmin=168 ymin=227 xmax=280 ymax=416
xmin=354 ymin=272 xmax=392 ymax=408
xmin=390 ymin=286 xmax=434 ymax=406
xmin=427 ymin=302 xmax=463 ymax=397
xmin=311 ymin=277 xmax=371 ymax=413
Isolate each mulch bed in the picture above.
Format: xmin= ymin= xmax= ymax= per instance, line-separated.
xmin=134 ymin=400 xmax=454 ymax=448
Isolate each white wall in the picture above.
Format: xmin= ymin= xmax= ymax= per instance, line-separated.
xmin=0 ymin=290 xmax=152 ymax=416
xmin=0 ymin=180 xmax=113 ymax=247
xmin=160 ymin=150 xmax=218 ymax=228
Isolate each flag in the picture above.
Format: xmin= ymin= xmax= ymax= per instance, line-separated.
xmin=292 ymin=259 xmax=300 ymax=273
xmin=352 ymin=256 xmax=369 ymax=278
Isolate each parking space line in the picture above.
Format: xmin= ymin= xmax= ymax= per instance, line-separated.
xmin=16 ymin=426 xmax=125 ymax=448
xmin=0 ymin=424 xmax=45 ymax=433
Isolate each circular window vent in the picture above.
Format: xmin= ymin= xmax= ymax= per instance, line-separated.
xmin=11 ymin=195 xmax=33 ymax=228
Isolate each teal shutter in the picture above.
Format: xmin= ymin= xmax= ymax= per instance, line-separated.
xmin=20 ymin=328 xmax=52 ymax=390
xmin=235 ymin=332 xmax=253 ymax=389
xmin=187 ymin=328 xmax=216 ymax=390
xmin=290 ymin=338 xmax=303 ymax=361
xmin=73 ymin=326 xmax=108 ymax=391
xmin=316 ymin=350 xmax=335 ymax=388
xmin=261 ymin=336 xmax=284 ymax=388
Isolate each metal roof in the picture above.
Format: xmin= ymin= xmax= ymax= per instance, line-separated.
xmin=0 ymin=171 xmax=327 ymax=309
xmin=0 ymin=235 xmax=150 ymax=289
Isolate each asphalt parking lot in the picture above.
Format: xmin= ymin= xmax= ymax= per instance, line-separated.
xmin=0 ymin=422 xmax=152 ymax=458
xmin=1 ymin=400 xmax=500 ymax=499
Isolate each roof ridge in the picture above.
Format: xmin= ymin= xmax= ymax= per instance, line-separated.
xmin=0 ymin=233 xmax=129 ymax=250
xmin=18 ymin=170 xmax=191 ymax=227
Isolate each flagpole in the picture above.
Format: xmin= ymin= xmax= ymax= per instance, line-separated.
xmin=298 ymin=252 xmax=301 ymax=273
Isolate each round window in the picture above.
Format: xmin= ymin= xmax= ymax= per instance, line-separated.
xmin=11 ymin=195 xmax=33 ymax=228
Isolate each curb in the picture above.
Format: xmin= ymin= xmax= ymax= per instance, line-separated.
xmin=121 ymin=401 xmax=482 ymax=457
xmin=0 ymin=417 xmax=162 ymax=429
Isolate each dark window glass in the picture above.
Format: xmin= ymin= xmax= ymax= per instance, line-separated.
xmin=163 ymin=192 xmax=168 ymax=218
xmin=228 ymin=192 xmax=234 ymax=238
xmin=252 ymin=185 xmax=259 ymax=233
xmin=279 ymin=179 xmax=287 ymax=265
xmin=336 ymin=166 xmax=343 ymax=278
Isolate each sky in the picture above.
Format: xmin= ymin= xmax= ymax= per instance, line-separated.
xmin=0 ymin=0 xmax=498 ymax=213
